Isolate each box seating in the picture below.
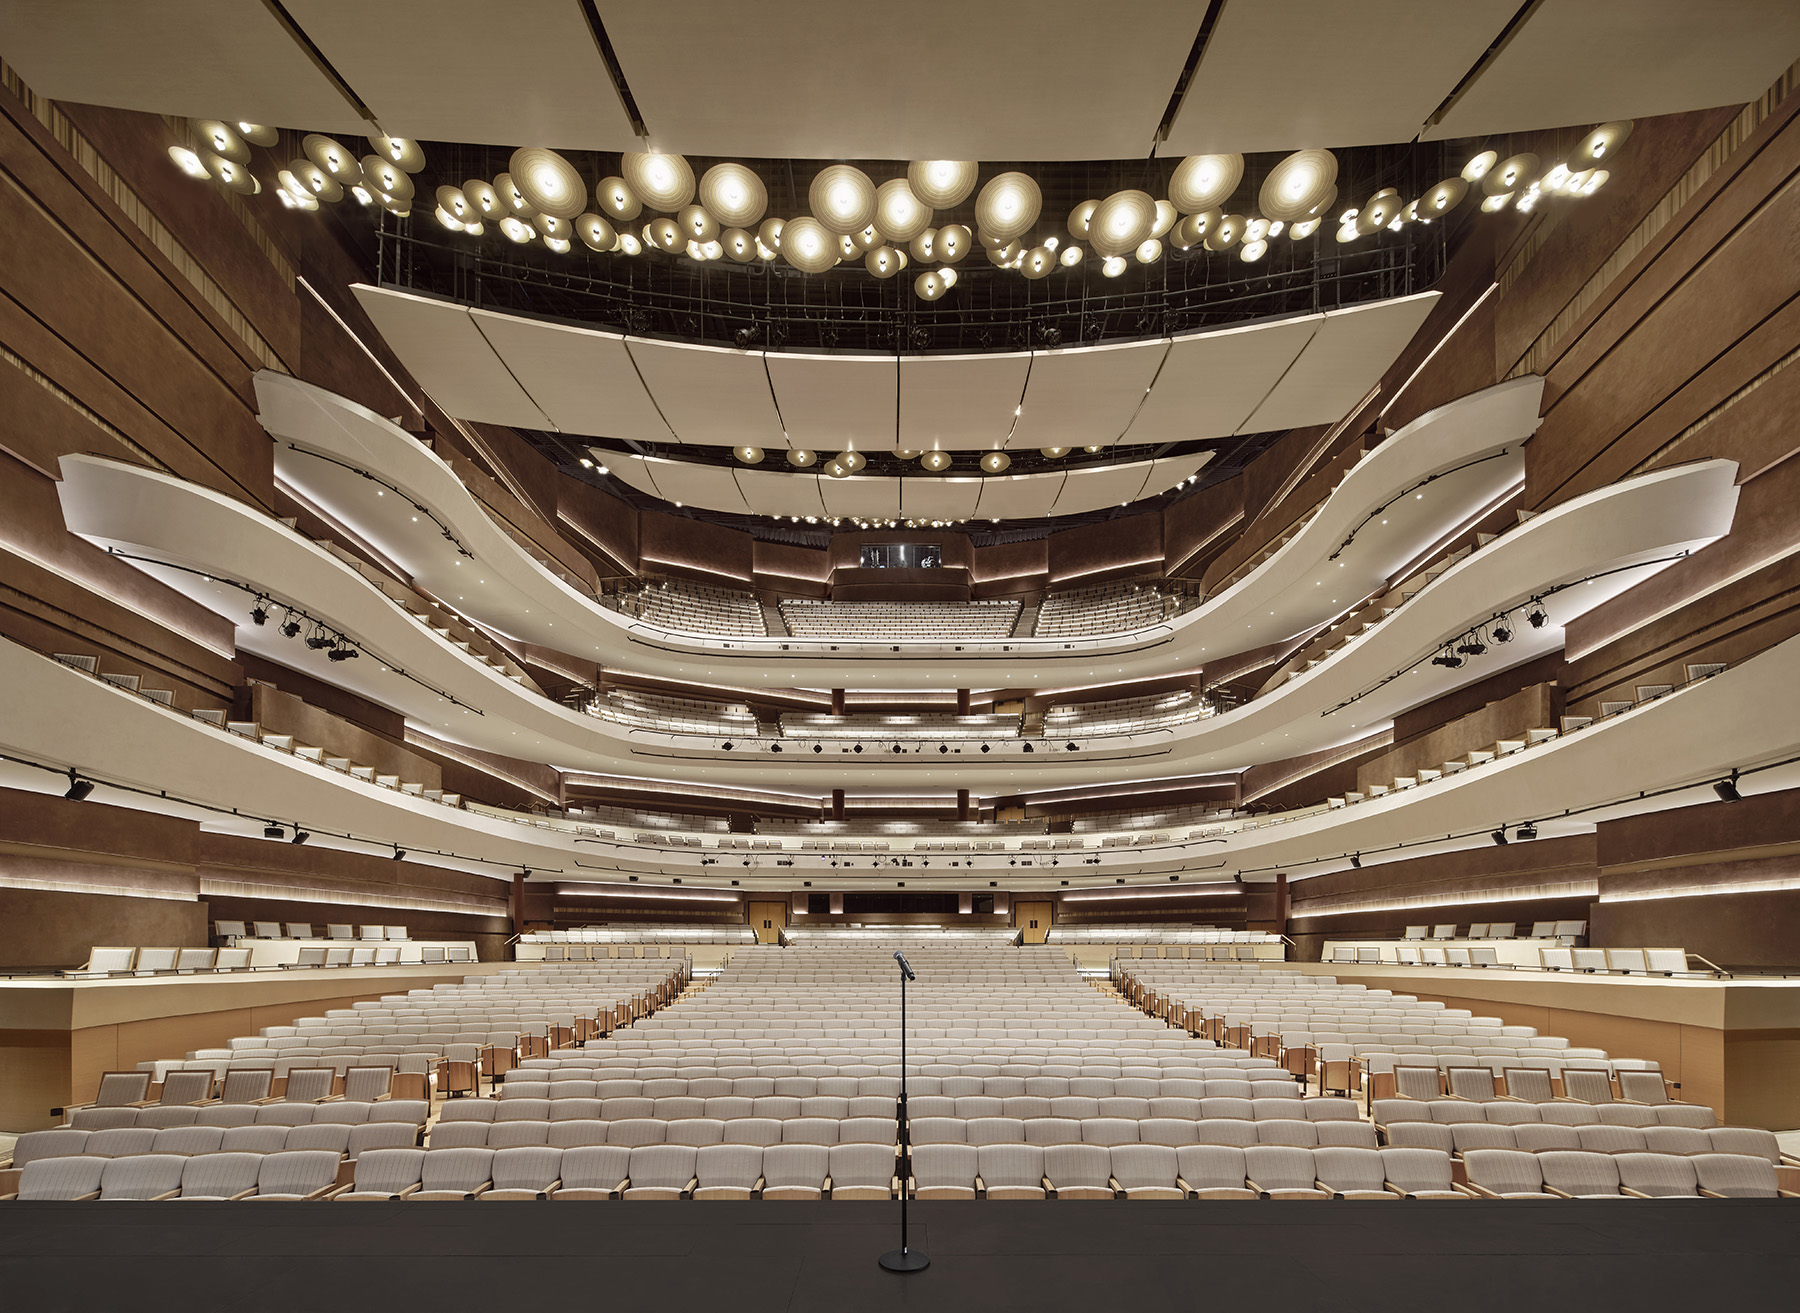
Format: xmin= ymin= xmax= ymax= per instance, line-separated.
xmin=1044 ymin=690 xmax=1211 ymax=738
xmin=625 ymin=579 xmax=766 ymax=638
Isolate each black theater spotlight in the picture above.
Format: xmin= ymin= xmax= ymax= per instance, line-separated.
xmin=1714 ymin=770 xmax=1741 ymax=803
xmin=1492 ymin=620 xmax=1514 ymax=644
xmin=63 ymin=770 xmax=94 ymax=802
xmin=770 ymin=743 xmax=782 ymax=754
xmin=1526 ymin=599 xmax=1549 ymax=629
xmin=1350 ymin=853 xmax=1362 ymax=869
xmin=721 ymin=741 xmax=733 ymax=751
xmin=264 ymin=823 xmax=285 ymax=840
xmin=980 ymin=744 xmax=991 ymax=753
xmin=1066 ymin=742 xmax=1078 ymax=752
xmin=249 ymin=598 xmax=269 ymax=626
xmin=1517 ymin=822 xmax=1539 ymax=841
xmin=1490 ymin=828 xmax=1509 ymax=846
xmin=812 ymin=744 xmax=823 ymax=754
xmin=304 ymin=625 xmax=334 ymax=651
xmin=326 ymin=641 xmax=357 ymax=662
xmin=291 ymin=829 xmax=310 ymax=845
xmin=853 ymin=744 xmax=863 ymax=754
xmin=279 ymin=612 xmax=302 ymax=638
xmin=392 ymin=844 xmax=406 ymax=861
xmin=1456 ymin=634 xmax=1487 ymax=657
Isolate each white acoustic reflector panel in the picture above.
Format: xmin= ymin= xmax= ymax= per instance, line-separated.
xmin=1011 ymin=338 xmax=1169 ymax=449
xmin=471 ymin=311 xmax=673 ymax=443
xmin=351 ymin=286 xmax=549 ymax=428
xmin=624 ymin=339 xmax=786 ymax=447
xmin=765 ymin=353 xmax=898 ymax=450
xmin=898 ymin=353 xmax=1030 ymax=451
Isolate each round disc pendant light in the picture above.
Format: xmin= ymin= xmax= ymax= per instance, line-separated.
xmin=678 ymin=203 xmax=719 ymax=241
xmin=934 ymin=224 xmax=971 ymax=263
xmin=1067 ymin=199 xmax=1099 ymax=239
xmin=367 ymin=134 xmax=425 ymax=173
xmin=1168 ymin=153 xmax=1243 ymax=213
xmin=723 ymin=227 xmax=756 ymax=261
xmin=1203 ymin=212 xmax=1245 ymax=251
xmin=866 ymin=245 xmax=903 ymax=278
xmin=596 ymin=176 xmax=642 ymax=221
xmin=1576 ymin=121 xmax=1633 ymax=164
xmin=462 ymin=179 xmax=503 ymax=220
xmin=1021 ymin=246 xmax=1055 ymax=278
xmin=787 ymin=449 xmax=818 ymax=467
xmin=1257 ymin=149 xmax=1338 ymax=222
xmin=974 ymin=171 xmax=1041 ymax=242
xmin=699 ymin=162 xmax=767 ymax=227
xmin=510 ymin=147 xmax=587 ymax=219
xmin=980 ymin=451 xmax=1012 ymax=473
xmin=875 ymin=177 xmax=932 ymax=241
xmin=288 ymin=160 xmax=341 ymax=202
xmin=363 ymin=156 xmax=415 ymax=203
xmin=809 ymin=164 xmax=877 ymax=234
xmin=302 ymin=134 xmax=359 ymax=180
xmin=1485 ymin=154 xmax=1540 ymax=196
xmin=1420 ymin=176 xmax=1469 ymax=217
xmin=576 ymin=213 xmax=618 ymax=251
xmin=622 ymin=152 xmax=695 ymax=210
xmin=1088 ymin=189 xmax=1157 ymax=257
xmin=921 ymin=450 xmax=953 ymax=471
xmin=781 ymin=217 xmax=837 ymax=273
xmin=1354 ymin=188 xmax=1402 ymax=234
xmin=907 ymin=160 xmax=978 ymax=208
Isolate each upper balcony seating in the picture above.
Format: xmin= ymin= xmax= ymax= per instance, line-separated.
xmin=779 ymin=712 xmax=1021 ymax=740
xmin=620 ymin=579 xmax=766 ymax=638
xmin=590 ymin=689 xmax=758 ymax=738
xmin=1035 ymin=582 xmax=1172 ymax=638
xmin=1044 ymin=691 xmax=1212 ymax=739
xmin=779 ymin=599 xmax=1019 ymax=642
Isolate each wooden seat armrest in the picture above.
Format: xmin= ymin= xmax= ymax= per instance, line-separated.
xmin=333 ymin=1158 xmax=356 ymax=1187
xmin=392 ymin=1183 xmax=422 ymax=1199
xmin=1245 ymin=1178 xmax=1265 ymax=1194
xmin=1452 ymin=1183 xmax=1480 ymax=1198
xmin=298 ymin=1184 xmax=339 ymax=1201
xmin=1773 ymin=1165 xmax=1800 ymax=1192
xmin=1384 ymin=1183 xmax=1409 ymax=1198
xmin=1108 ymin=1176 xmax=1123 ymax=1194
xmin=682 ymin=1176 xmax=699 ymax=1198
xmin=1619 ymin=1186 xmax=1653 ymax=1199
xmin=465 ymin=1181 xmax=493 ymax=1199
xmin=0 ymin=1193 xmax=17 ymax=1201
xmin=1780 ymin=1190 xmax=1800 ymax=1199
xmin=320 ymin=1183 xmax=354 ymax=1200
xmin=1697 ymin=1187 xmax=1727 ymax=1199
xmin=147 ymin=1189 xmax=181 ymax=1201
xmin=1465 ymin=1183 xmax=1504 ymax=1199
xmin=1543 ymin=1185 xmax=1575 ymax=1199
xmin=249 ymin=1095 xmax=285 ymax=1105
xmin=226 ymin=1187 xmax=259 ymax=1201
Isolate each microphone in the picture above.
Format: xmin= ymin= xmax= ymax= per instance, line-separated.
xmin=893 ymin=951 xmax=915 ymax=981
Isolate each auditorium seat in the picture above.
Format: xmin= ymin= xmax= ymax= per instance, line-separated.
xmin=170 ymin=1152 xmax=263 ymax=1200
xmin=1176 ymin=1145 xmax=1254 ymax=1199
xmin=335 ymin=1148 xmax=428 ymax=1200
xmin=1110 ymin=1143 xmax=1184 ymax=1198
xmin=245 ymin=1150 xmax=342 ymax=1201
xmin=829 ymin=1143 xmax=899 ymax=1199
xmin=692 ymin=1143 xmax=763 ymax=1199
xmin=552 ymin=1146 xmax=630 ymax=1200
xmin=760 ymin=1143 xmax=829 ymax=1199
xmin=1463 ymin=1149 xmax=1558 ymax=1199
xmin=97 ymin=1154 xmax=186 ymax=1200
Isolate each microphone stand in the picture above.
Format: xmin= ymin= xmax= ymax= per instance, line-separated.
xmin=879 ymin=950 xmax=929 ymax=1273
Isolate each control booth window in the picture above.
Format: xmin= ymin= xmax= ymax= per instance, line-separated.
xmin=860 ymin=543 xmax=941 ymax=570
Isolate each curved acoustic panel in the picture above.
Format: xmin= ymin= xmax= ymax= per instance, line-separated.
xmin=53 ymin=441 xmax=1735 ymax=791
xmin=248 ymin=371 xmax=1548 ymax=692
xmin=5 ymin=626 xmax=1794 ymax=891
xmin=351 ymin=284 xmax=1438 ymax=452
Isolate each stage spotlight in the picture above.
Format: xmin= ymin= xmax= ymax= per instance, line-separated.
xmin=1457 ymin=637 xmax=1486 ymax=657
xmin=1517 ymin=822 xmax=1538 ymax=841
xmin=770 ymin=743 xmax=782 ymax=753
xmin=291 ymin=829 xmax=310 ymax=845
xmin=1715 ymin=770 xmax=1741 ymax=802
xmin=64 ymin=770 xmax=94 ymax=801
xmin=721 ymin=741 xmax=733 ymax=751
xmin=1023 ymin=743 xmax=1034 ymax=754
xmin=264 ymin=823 xmax=285 ymax=839
xmin=980 ymin=744 xmax=990 ymax=753
xmin=1527 ymin=600 xmax=1548 ymax=628
xmin=1492 ymin=621 xmax=1513 ymax=643
xmin=304 ymin=627 xmax=333 ymax=650
xmin=280 ymin=615 xmax=302 ymax=638
xmin=1350 ymin=853 xmax=1361 ymax=869
xmin=853 ymin=744 xmax=863 ymax=754
xmin=250 ymin=599 xmax=269 ymax=625
xmin=392 ymin=845 xmax=406 ymax=861
xmin=1491 ymin=829 xmax=1508 ymax=846
xmin=1066 ymin=743 xmax=1078 ymax=752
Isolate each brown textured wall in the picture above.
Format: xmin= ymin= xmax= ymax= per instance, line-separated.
xmin=0 ymin=887 xmax=208 ymax=971
xmin=556 ymin=476 xmax=639 ymax=578
xmin=1047 ymin=514 xmax=1162 ymax=585
xmin=639 ymin=509 xmax=754 ymax=583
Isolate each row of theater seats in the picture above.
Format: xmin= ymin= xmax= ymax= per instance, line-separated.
xmin=1033 ymin=582 xmax=1170 ymax=638
xmin=425 ymin=1112 xmax=1383 ymax=1151
xmin=624 ymin=580 xmax=767 ymax=638
xmin=779 ymin=599 xmax=1020 ymax=641
xmin=1403 ymin=922 xmax=1586 ymax=939
xmin=12 ymin=1143 xmax=1787 ymax=1201
xmin=221 ymin=921 xmax=415 ymax=940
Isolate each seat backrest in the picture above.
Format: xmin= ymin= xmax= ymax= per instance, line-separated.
xmin=159 ymin=1069 xmax=215 ymax=1104
xmin=694 ymin=1142 xmax=762 ymax=1189
xmin=1537 ymin=1150 xmax=1620 ymax=1197
xmin=1690 ymin=1153 xmax=1778 ymax=1198
xmin=1614 ymin=1152 xmax=1698 ymax=1197
xmin=342 ymin=1067 xmax=393 ymax=1102
xmin=1463 ymin=1148 xmax=1543 ymax=1195
xmin=1501 ymin=1068 xmax=1553 ymax=1102
xmin=17 ymin=1155 xmax=109 ymax=1200
xmin=1512 ymin=1124 xmax=1581 ymax=1153
xmin=1043 ymin=1142 xmax=1110 ymax=1190
xmin=178 ymin=1151 xmax=263 ymax=1198
xmin=1616 ymin=1070 xmax=1668 ymax=1104
xmin=761 ymin=1142 xmax=828 ymax=1189
xmin=1243 ymin=1144 xmax=1316 ymax=1191
xmin=1446 ymin=1067 xmax=1496 ymax=1100
xmin=1312 ymin=1146 xmax=1385 ymax=1194
xmin=256 ymin=1149 xmax=341 ymax=1197
xmin=627 ymin=1144 xmax=696 ymax=1190
xmin=559 ymin=1144 xmax=630 ymax=1192
xmin=1379 ymin=1145 xmax=1453 ymax=1194
xmin=351 ymin=1147 xmax=426 ymax=1195
xmin=1393 ymin=1066 xmax=1441 ymax=1100
xmin=1109 ymin=1142 xmax=1179 ymax=1189
xmin=98 ymin=1153 xmax=186 ymax=1200
xmin=1561 ymin=1069 xmax=1615 ymax=1103
xmin=93 ymin=1071 xmax=152 ymax=1106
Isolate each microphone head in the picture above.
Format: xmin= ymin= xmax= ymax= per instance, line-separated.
xmin=893 ymin=950 xmax=915 ymax=980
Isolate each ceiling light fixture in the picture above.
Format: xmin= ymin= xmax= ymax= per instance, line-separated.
xmin=623 ymin=152 xmax=694 ymax=210
xmin=1168 ymin=153 xmax=1243 ymax=213
xmin=1714 ymin=770 xmax=1741 ymax=803
xmin=699 ymin=162 xmax=767 ymax=227
xmin=907 ymin=160 xmax=978 ymax=208
xmin=1258 ymin=148 xmax=1338 ymax=221
xmin=974 ymin=171 xmax=1042 ymax=242
xmin=64 ymin=770 xmax=95 ymax=802
xmin=782 ymin=217 xmax=836 ymax=273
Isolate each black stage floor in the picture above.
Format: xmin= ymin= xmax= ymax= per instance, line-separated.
xmin=4 ymin=1199 xmax=1795 ymax=1310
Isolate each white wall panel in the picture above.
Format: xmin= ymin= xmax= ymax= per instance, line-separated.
xmin=1050 ymin=462 xmax=1156 ymax=516
xmin=899 ymin=353 xmax=1030 ymax=452
xmin=352 ymin=286 xmax=549 ymax=429
xmin=898 ymin=478 xmax=985 ymax=522
xmin=819 ymin=475 xmax=901 ymax=519
xmin=624 ymin=340 xmax=786 ymax=446
xmin=1165 ymin=2 xmax=1517 ymax=153
xmin=1424 ymin=0 xmax=1800 ymax=140
xmin=973 ymin=471 xmax=1068 ymax=521
xmin=733 ymin=468 xmax=828 ymax=519
xmin=640 ymin=458 xmax=751 ymax=514
xmin=471 ymin=312 xmax=673 ymax=443
xmin=1242 ymin=293 xmax=1438 ymax=433
xmin=1011 ymin=339 xmax=1169 ymax=449
xmin=765 ymin=353 xmax=898 ymax=452
xmin=1123 ymin=317 xmax=1318 ymax=445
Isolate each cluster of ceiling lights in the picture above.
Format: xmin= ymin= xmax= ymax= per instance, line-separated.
xmin=251 ymin=595 xmax=361 ymax=662
xmin=168 ymin=121 xmax=428 ymax=216
xmin=170 ymin=125 xmax=1627 ymax=310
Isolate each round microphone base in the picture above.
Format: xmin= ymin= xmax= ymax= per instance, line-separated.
xmin=879 ymin=1248 xmax=931 ymax=1273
